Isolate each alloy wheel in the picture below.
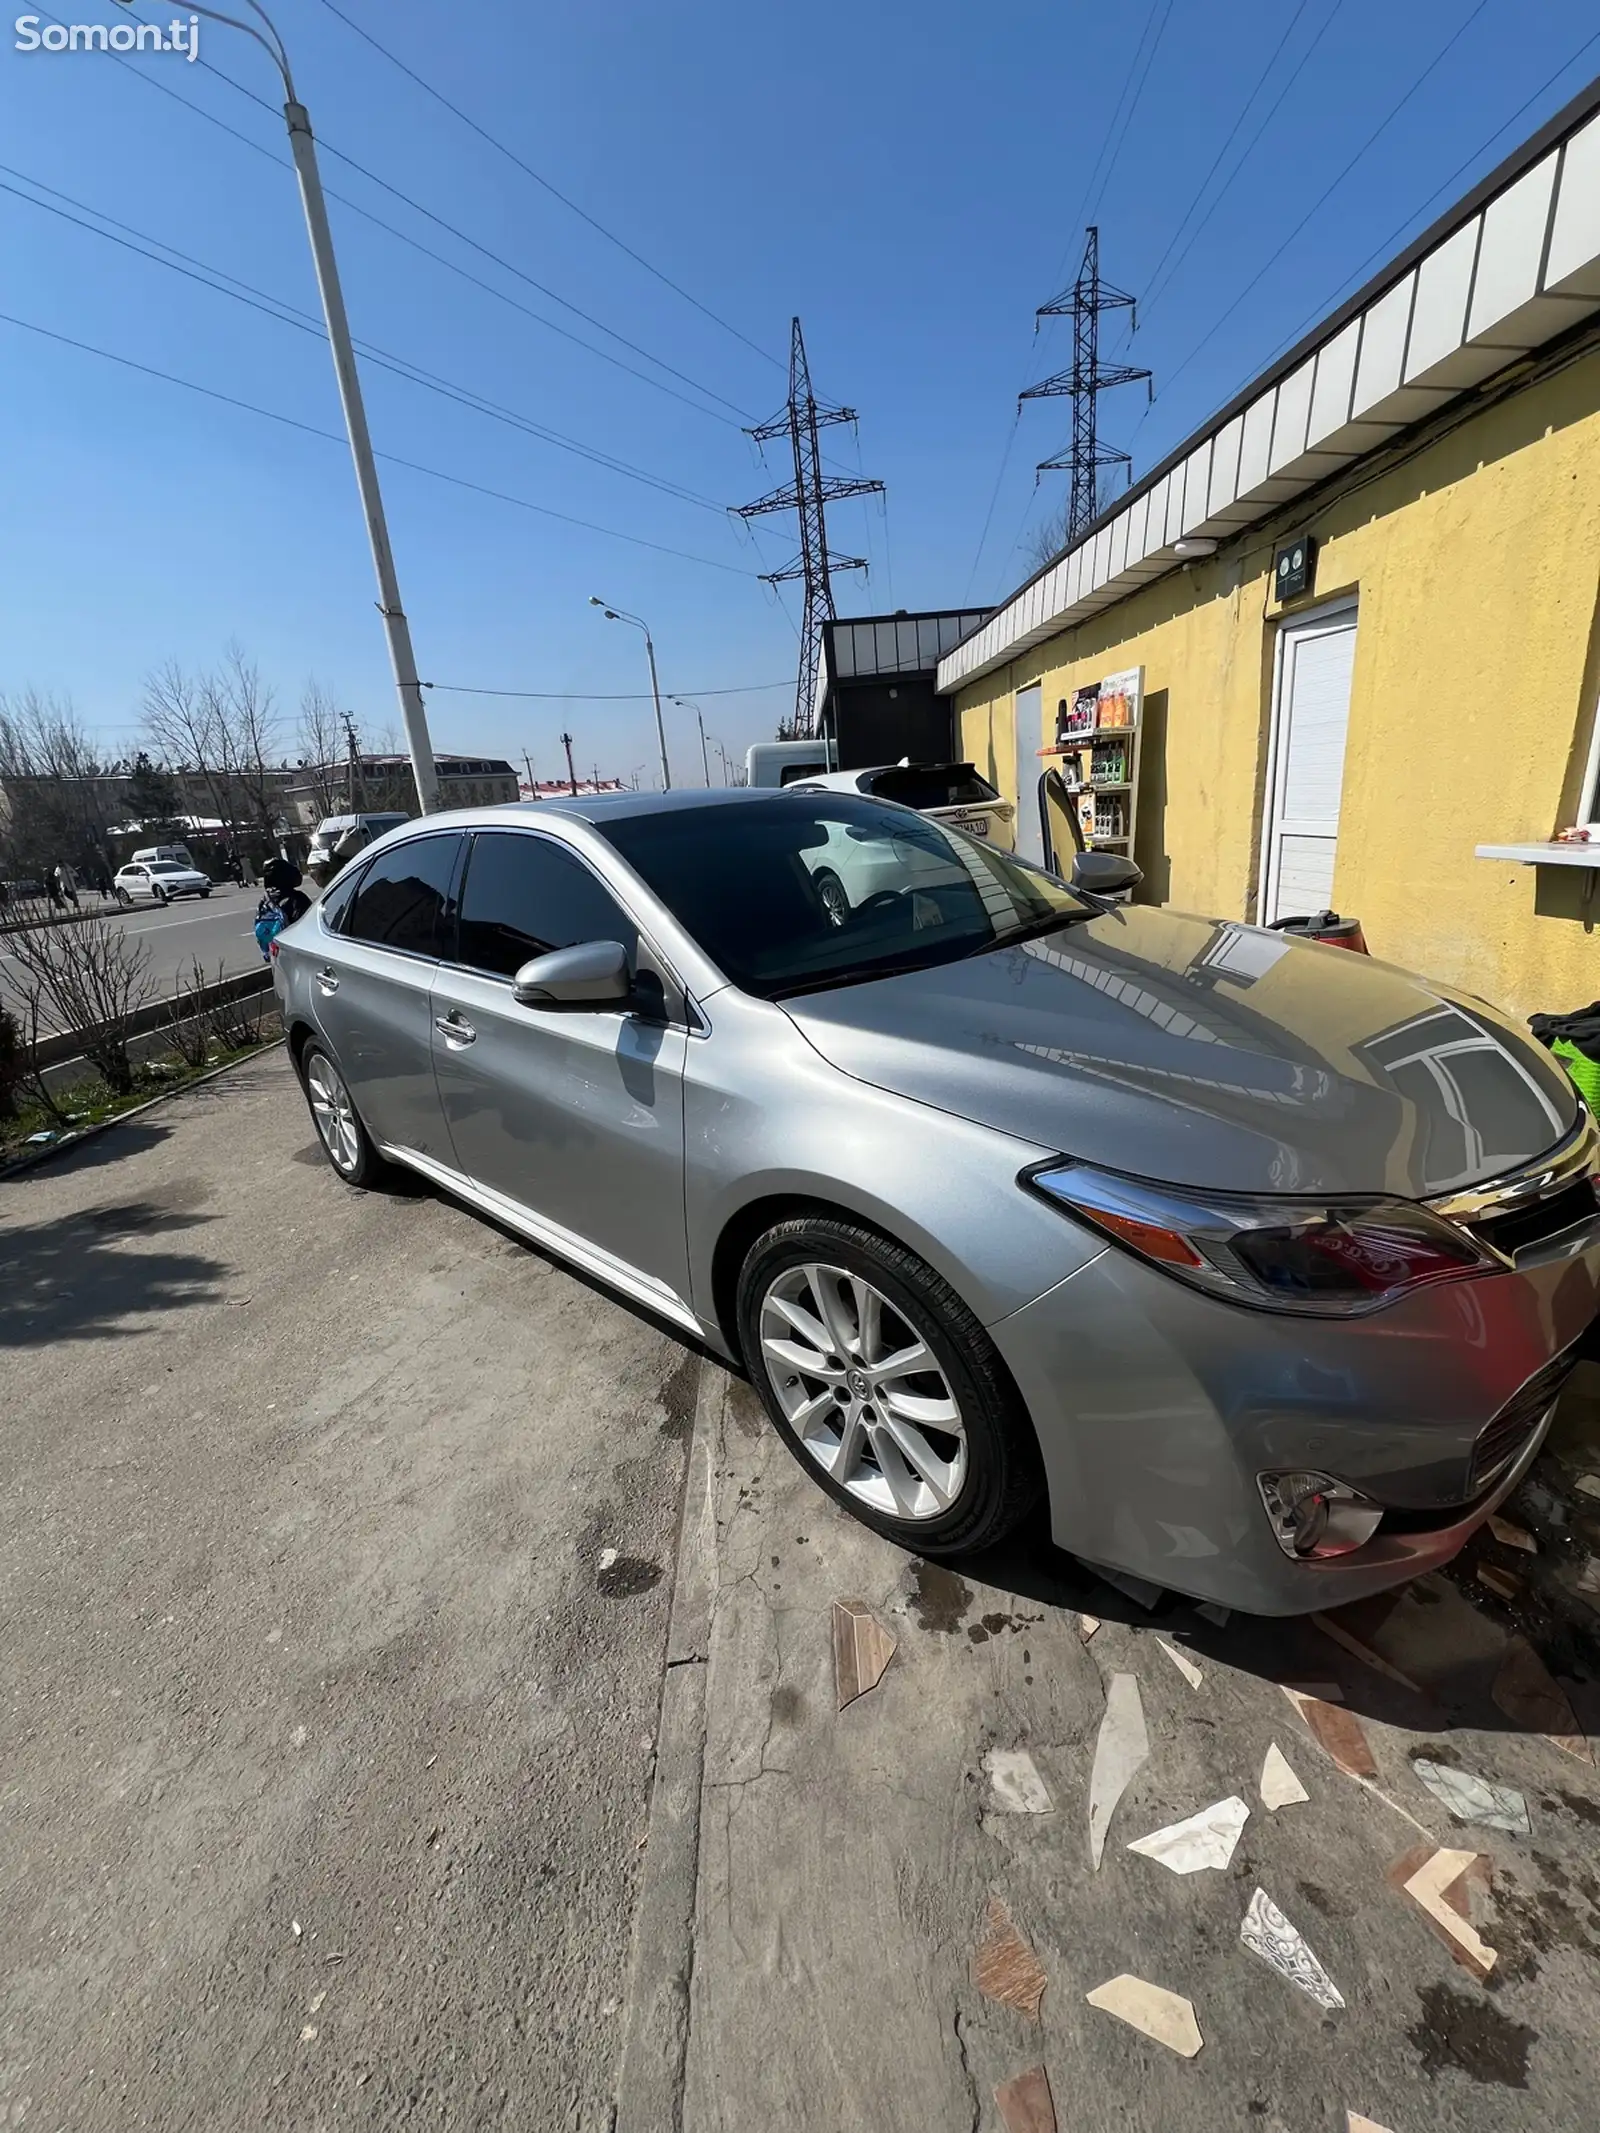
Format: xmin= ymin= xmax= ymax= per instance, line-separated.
xmin=817 ymin=873 xmax=849 ymax=927
xmin=306 ymin=1053 xmax=360 ymax=1175
xmin=758 ymin=1261 xmax=967 ymax=1520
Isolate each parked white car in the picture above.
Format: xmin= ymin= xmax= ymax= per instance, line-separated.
xmin=785 ymin=762 xmax=1016 ymax=924
xmin=113 ymin=859 xmax=212 ymax=906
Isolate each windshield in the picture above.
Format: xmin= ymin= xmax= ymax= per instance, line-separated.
xmin=597 ymin=794 xmax=1090 ymax=999
xmin=147 ymin=863 xmax=186 ymax=875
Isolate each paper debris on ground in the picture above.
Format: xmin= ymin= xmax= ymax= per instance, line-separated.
xmin=833 ymin=1598 xmax=896 ymax=1711
xmin=1195 ymin=1601 xmax=1231 ymax=1628
xmin=1085 ymin=1974 xmax=1202 ymax=2058
xmin=1097 ymin=1567 xmax=1165 ymax=1610
xmin=984 ymin=1747 xmax=1054 ymax=1815
xmin=1157 ymin=1639 xmax=1204 ymax=1688
xmin=1077 ymin=1613 xmax=1102 ymax=1642
xmin=1282 ymin=1687 xmax=1377 ymax=1778
xmin=1260 ymin=1741 xmax=1310 ymax=1811
xmin=1088 ymin=1674 xmax=1150 ymax=1868
xmin=1347 ymin=2116 xmax=1398 ymax=2132
xmin=1312 ymin=1610 xmax=1425 ymax=1694
xmin=1577 ymin=1556 xmax=1600 ymax=1598
xmin=973 ymin=1895 xmax=1048 ymax=2020
xmin=1576 ymin=1474 xmax=1600 ymax=1500
xmin=994 ymin=2064 xmax=1056 ymax=2133
xmin=1397 ymin=1847 xmax=1497 ymax=1979
xmin=1412 ymin=1757 xmax=1530 ymax=1836
xmin=1487 ymin=1514 xmax=1538 ymax=1553
xmin=1476 ymin=1563 xmax=1520 ymax=1602
xmin=1240 ymin=1888 xmax=1346 ymax=2010
xmin=1127 ymin=1795 xmax=1249 ymax=1874
xmin=1492 ymin=1636 xmax=1591 ymax=1761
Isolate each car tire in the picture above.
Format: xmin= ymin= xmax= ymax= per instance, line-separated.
xmin=299 ymin=1041 xmax=392 ymax=1188
xmin=200 ymin=886 xmax=211 ymax=900
xmin=736 ymin=1215 xmax=1041 ymax=1557
xmin=812 ymin=869 xmax=849 ymax=928
xmin=154 ymin=887 xmax=168 ymax=905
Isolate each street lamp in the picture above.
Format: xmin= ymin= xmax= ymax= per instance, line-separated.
xmin=137 ymin=0 xmax=440 ymax=814
xmin=670 ymin=698 xmax=712 ymax=787
xmin=589 ymin=596 xmax=670 ymax=791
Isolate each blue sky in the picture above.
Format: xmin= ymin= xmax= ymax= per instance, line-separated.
xmin=3 ymin=0 xmax=1597 ymax=784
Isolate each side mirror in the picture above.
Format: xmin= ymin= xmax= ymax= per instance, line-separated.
xmin=1071 ymin=850 xmax=1143 ymax=898
xmin=513 ymin=939 xmax=632 ymax=1010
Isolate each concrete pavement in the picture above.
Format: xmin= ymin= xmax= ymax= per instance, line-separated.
xmin=0 ymin=1050 xmax=695 ymax=2130
xmin=8 ymin=1051 xmax=1600 ymax=2131
xmin=655 ymin=1371 xmax=1600 ymax=2133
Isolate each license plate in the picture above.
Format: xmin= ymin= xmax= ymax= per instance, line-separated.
xmin=950 ymin=813 xmax=989 ymax=837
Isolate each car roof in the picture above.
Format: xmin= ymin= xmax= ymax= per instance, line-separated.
xmin=382 ymin=789 xmax=826 ymax=834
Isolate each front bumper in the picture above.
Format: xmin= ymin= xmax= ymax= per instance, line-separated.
xmin=989 ymin=1223 xmax=1600 ymax=1614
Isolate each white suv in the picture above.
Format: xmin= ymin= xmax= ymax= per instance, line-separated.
xmin=113 ymin=859 xmax=212 ymax=905
xmin=785 ymin=762 xmax=1016 ymax=924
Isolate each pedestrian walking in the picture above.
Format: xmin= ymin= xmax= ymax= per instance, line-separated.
xmin=53 ymin=863 xmax=80 ymax=910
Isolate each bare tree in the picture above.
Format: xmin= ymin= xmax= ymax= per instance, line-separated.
xmin=296 ymin=679 xmax=350 ymax=820
xmin=2 ymin=912 xmax=154 ymax=1095
xmin=0 ymin=688 xmax=107 ymax=876
xmin=141 ymin=660 xmax=228 ymax=829
xmin=1024 ymin=500 xmax=1072 ymax=573
xmin=211 ymin=642 xmax=281 ymax=839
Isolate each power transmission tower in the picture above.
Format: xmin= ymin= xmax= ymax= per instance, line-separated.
xmin=736 ymin=318 xmax=883 ymax=738
xmin=1020 ymin=228 xmax=1151 ymax=544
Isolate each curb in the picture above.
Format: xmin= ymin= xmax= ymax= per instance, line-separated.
xmin=612 ymin=1359 xmax=726 ymax=2133
xmin=0 ymin=1037 xmax=284 ymax=1181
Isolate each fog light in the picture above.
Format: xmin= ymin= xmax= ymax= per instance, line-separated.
xmin=1257 ymin=1471 xmax=1383 ymax=1561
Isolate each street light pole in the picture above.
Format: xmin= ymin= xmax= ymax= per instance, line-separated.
xmin=671 ymin=698 xmax=713 ymax=786
xmin=143 ymin=0 xmax=439 ymax=816
xmin=589 ymin=596 xmax=671 ymax=791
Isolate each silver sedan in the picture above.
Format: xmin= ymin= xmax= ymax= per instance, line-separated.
xmin=272 ymin=789 xmax=1600 ymax=1614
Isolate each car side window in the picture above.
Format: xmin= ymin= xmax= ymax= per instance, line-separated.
xmin=319 ymin=861 xmax=368 ymax=934
xmin=455 ymin=832 xmax=638 ymax=981
xmin=344 ymin=834 xmax=462 ymax=958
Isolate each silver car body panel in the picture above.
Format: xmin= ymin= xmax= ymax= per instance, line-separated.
xmin=274 ymin=795 xmax=1600 ymax=1613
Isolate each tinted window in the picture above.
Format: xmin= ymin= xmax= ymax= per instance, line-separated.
xmin=866 ymin=764 xmax=998 ymax=809
xmin=456 ymin=832 xmax=637 ymax=980
xmin=345 ymin=835 xmax=461 ymax=957
xmin=318 ymin=862 xmax=367 ymax=934
xmin=598 ymin=794 xmax=1087 ymax=999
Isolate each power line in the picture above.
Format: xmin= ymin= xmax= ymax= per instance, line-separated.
xmin=0 ymin=309 xmax=760 ymax=577
xmin=1244 ymin=26 xmax=1600 ymax=385
xmin=1081 ymin=0 xmax=1178 ymax=231
xmin=313 ymin=0 xmax=782 ymax=373
xmin=192 ymin=49 xmax=757 ymax=422
xmin=1139 ymin=0 xmax=1496 ymax=419
xmin=420 ymin=680 xmax=792 ymax=700
xmin=27 ymin=5 xmax=752 ymax=433
xmin=0 ymin=166 xmax=730 ymax=515
xmin=1132 ymin=0 xmax=1323 ymax=322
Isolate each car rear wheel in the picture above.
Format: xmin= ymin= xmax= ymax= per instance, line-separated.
xmin=813 ymin=868 xmax=849 ymax=927
xmin=300 ymin=1042 xmax=390 ymax=1187
xmin=736 ymin=1216 xmax=1041 ymax=1556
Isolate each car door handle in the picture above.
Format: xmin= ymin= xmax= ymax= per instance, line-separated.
xmin=435 ymin=1011 xmax=476 ymax=1046
xmin=316 ymin=967 xmax=340 ymax=994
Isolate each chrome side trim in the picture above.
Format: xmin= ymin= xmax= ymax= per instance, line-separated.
xmin=1428 ymin=1112 xmax=1597 ymax=1225
xmin=377 ymin=1141 xmax=704 ymax=1337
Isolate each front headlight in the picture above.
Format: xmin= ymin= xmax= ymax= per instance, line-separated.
xmin=1025 ymin=1160 xmax=1502 ymax=1317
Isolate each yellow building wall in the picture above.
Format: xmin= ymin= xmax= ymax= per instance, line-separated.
xmin=955 ymin=348 xmax=1600 ymax=1023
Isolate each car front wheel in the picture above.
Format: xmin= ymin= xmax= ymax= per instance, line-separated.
xmin=736 ymin=1216 xmax=1040 ymax=1556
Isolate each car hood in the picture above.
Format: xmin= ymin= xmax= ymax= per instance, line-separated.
xmin=781 ymin=906 xmax=1576 ymax=1198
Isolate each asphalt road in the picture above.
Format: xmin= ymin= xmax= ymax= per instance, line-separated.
xmin=0 ymin=891 xmax=264 ymax=1029
xmin=0 ymin=1051 xmax=695 ymax=2130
